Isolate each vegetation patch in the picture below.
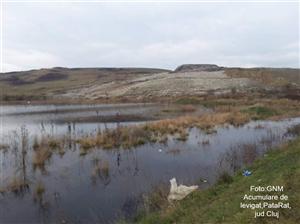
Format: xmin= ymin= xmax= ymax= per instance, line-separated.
xmin=175 ymin=97 xmax=202 ymax=105
xmin=243 ymin=106 xmax=279 ymax=120
xmin=77 ymin=112 xmax=250 ymax=150
xmin=32 ymin=147 xmax=52 ymax=169
xmin=225 ymin=68 xmax=300 ymax=87
xmin=32 ymin=135 xmax=68 ymax=169
xmin=216 ymin=172 xmax=234 ymax=185
xmin=1 ymin=178 xmax=29 ymax=194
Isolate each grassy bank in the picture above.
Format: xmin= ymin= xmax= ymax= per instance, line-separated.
xmin=135 ymin=137 xmax=300 ymax=224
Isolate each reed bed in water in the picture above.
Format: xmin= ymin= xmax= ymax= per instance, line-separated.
xmin=32 ymin=135 xmax=70 ymax=169
xmin=77 ymin=112 xmax=250 ymax=151
xmin=32 ymin=100 xmax=295 ymax=155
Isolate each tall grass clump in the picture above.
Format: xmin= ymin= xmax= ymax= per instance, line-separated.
xmin=32 ymin=135 xmax=67 ymax=169
xmin=217 ymin=172 xmax=233 ymax=185
xmin=4 ymin=177 xmax=29 ymax=195
xmin=32 ymin=147 xmax=52 ymax=169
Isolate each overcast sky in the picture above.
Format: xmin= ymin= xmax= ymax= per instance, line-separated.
xmin=2 ymin=2 xmax=299 ymax=72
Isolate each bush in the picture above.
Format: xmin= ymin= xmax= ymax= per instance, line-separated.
xmin=217 ymin=172 xmax=233 ymax=184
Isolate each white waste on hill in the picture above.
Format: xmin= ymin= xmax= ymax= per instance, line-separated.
xmin=167 ymin=178 xmax=198 ymax=201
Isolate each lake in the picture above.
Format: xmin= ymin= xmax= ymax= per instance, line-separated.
xmin=0 ymin=104 xmax=299 ymax=223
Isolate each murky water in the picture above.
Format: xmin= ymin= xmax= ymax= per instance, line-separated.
xmin=0 ymin=103 xmax=160 ymax=139
xmin=0 ymin=104 xmax=299 ymax=223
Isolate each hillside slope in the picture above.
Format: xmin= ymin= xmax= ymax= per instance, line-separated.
xmin=0 ymin=65 xmax=299 ymax=102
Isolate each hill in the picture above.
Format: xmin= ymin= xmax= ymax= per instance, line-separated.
xmin=0 ymin=65 xmax=299 ymax=102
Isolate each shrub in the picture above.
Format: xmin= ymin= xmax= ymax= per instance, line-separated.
xmin=217 ymin=172 xmax=233 ymax=184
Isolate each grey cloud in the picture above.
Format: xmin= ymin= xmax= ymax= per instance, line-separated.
xmin=3 ymin=2 xmax=299 ymax=72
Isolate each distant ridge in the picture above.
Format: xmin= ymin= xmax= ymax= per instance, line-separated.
xmin=174 ymin=64 xmax=223 ymax=72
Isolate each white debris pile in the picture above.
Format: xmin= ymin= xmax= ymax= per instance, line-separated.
xmin=167 ymin=178 xmax=198 ymax=201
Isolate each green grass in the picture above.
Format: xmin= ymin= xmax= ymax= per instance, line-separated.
xmin=242 ymin=106 xmax=279 ymax=120
xmin=175 ymin=97 xmax=202 ymax=105
xmin=135 ymin=137 xmax=300 ymax=224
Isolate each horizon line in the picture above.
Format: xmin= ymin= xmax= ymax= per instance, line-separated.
xmin=2 ymin=64 xmax=300 ymax=73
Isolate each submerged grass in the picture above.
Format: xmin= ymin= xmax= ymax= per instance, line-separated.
xmin=135 ymin=137 xmax=300 ymax=224
xmin=32 ymin=135 xmax=69 ymax=169
xmin=33 ymin=181 xmax=45 ymax=202
xmin=0 ymin=144 xmax=9 ymax=151
xmin=2 ymin=177 xmax=29 ymax=194
xmin=32 ymin=147 xmax=52 ymax=169
xmin=91 ymin=158 xmax=110 ymax=182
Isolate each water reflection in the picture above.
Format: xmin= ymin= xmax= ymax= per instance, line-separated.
xmin=0 ymin=103 xmax=158 ymax=139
